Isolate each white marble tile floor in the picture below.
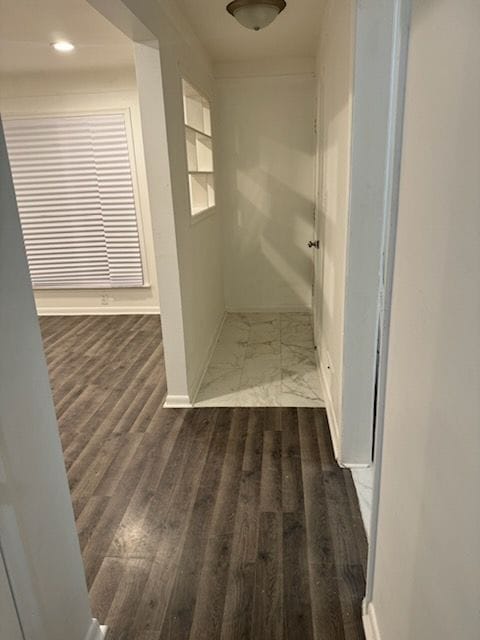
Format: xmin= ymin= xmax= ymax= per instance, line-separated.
xmin=351 ymin=466 xmax=375 ymax=539
xmin=195 ymin=312 xmax=324 ymax=408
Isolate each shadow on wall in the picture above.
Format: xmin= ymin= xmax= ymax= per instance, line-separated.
xmin=231 ymin=172 xmax=314 ymax=307
xmin=216 ymin=75 xmax=316 ymax=311
xmin=312 ymin=0 xmax=356 ymax=425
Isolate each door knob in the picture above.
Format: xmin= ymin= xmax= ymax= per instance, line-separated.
xmin=307 ymin=240 xmax=320 ymax=249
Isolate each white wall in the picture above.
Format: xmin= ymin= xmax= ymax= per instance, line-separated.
xmin=0 ymin=119 xmax=100 ymax=640
xmin=216 ymin=71 xmax=315 ymax=311
xmin=133 ymin=42 xmax=190 ymax=402
xmin=89 ymin=0 xmax=225 ymax=402
xmin=0 ymin=67 xmax=160 ymax=316
xmin=368 ymin=1 xmax=480 ymax=638
xmin=340 ymin=0 xmax=399 ymax=465
xmin=0 ymin=552 xmax=23 ymax=640
xmin=315 ymin=0 xmax=355 ymax=452
xmin=149 ymin=5 xmax=224 ymax=399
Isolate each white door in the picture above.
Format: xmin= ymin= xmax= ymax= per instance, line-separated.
xmin=312 ymin=79 xmax=325 ymax=351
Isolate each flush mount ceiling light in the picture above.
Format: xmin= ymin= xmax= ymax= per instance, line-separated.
xmin=226 ymin=0 xmax=286 ymax=31
xmin=51 ymin=40 xmax=75 ymax=53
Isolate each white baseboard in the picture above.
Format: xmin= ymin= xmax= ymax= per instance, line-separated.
xmin=225 ymin=305 xmax=311 ymax=313
xmin=363 ymin=602 xmax=381 ymax=640
xmin=163 ymin=395 xmax=192 ymax=408
xmin=36 ymin=306 xmax=160 ymax=316
xmin=84 ymin=619 xmax=107 ymax=640
xmin=163 ymin=311 xmax=226 ymax=409
xmin=347 ymin=462 xmax=372 ymax=468
xmin=317 ymin=353 xmax=341 ymax=462
xmin=189 ymin=311 xmax=227 ymax=404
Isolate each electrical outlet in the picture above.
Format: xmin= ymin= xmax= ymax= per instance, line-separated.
xmin=100 ymin=294 xmax=110 ymax=306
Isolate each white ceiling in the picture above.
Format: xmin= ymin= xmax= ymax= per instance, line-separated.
xmin=0 ymin=0 xmax=133 ymax=74
xmin=0 ymin=0 xmax=324 ymax=75
xmin=179 ymin=0 xmax=324 ymax=63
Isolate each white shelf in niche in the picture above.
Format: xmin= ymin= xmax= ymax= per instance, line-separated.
xmin=182 ymin=78 xmax=215 ymax=218
xmin=189 ymin=173 xmax=215 ymax=215
xmin=183 ymin=80 xmax=211 ymax=136
xmin=185 ymin=128 xmax=213 ymax=173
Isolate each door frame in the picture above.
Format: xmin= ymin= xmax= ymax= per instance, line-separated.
xmin=363 ymin=0 xmax=412 ymax=616
xmin=312 ymin=76 xmax=325 ymax=349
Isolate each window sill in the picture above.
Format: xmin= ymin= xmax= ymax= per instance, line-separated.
xmin=33 ymin=283 xmax=152 ymax=291
xmin=190 ymin=205 xmax=217 ymax=226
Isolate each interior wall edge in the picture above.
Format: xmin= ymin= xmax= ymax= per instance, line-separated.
xmin=133 ymin=40 xmax=190 ymax=399
xmin=0 ymin=117 xmax=95 ymax=640
xmin=188 ymin=309 xmax=227 ymax=403
xmin=340 ymin=0 xmax=398 ymax=465
xmin=317 ymin=350 xmax=341 ymax=461
xmin=362 ymin=602 xmax=382 ymax=640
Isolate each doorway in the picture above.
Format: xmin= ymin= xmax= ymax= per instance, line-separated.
xmin=0 ymin=0 xmax=412 ymax=636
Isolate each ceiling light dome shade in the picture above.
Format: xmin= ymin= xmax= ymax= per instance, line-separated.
xmin=226 ymin=0 xmax=286 ymax=31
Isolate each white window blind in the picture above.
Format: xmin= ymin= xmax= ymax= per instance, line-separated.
xmin=3 ymin=112 xmax=144 ymax=289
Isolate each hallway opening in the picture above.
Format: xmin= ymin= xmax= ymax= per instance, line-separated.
xmin=39 ymin=314 xmax=367 ymax=639
xmin=0 ymin=0 xmax=399 ymax=636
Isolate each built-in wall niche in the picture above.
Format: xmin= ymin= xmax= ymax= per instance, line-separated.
xmin=182 ymin=79 xmax=215 ymax=216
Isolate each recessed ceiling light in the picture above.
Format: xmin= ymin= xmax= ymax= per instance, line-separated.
xmin=51 ymin=41 xmax=75 ymax=53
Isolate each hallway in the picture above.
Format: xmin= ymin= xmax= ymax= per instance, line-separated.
xmin=40 ymin=315 xmax=367 ymax=640
xmin=195 ymin=312 xmax=324 ymax=407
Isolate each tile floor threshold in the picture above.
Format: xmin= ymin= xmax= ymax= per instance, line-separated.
xmin=351 ymin=466 xmax=375 ymax=539
xmin=195 ymin=312 xmax=325 ymax=408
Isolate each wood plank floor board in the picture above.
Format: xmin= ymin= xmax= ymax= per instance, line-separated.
xmin=252 ymin=511 xmax=284 ymax=640
xmin=297 ymin=409 xmax=337 ymax=575
xmin=259 ymin=429 xmax=282 ymax=512
xmin=159 ymin=410 xmax=232 ymax=640
xmin=39 ymin=316 xmax=367 ymax=640
xmin=281 ymin=408 xmax=303 ymax=513
xmin=187 ymin=408 xmax=250 ymax=640
xmin=282 ymin=510 xmax=314 ymax=640
xmin=220 ymin=421 xmax=264 ymax=638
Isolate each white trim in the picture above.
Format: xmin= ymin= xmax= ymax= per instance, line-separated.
xmin=362 ymin=602 xmax=381 ymax=640
xmin=83 ymin=619 xmax=107 ymax=640
xmin=365 ymin=0 xmax=412 ymax=610
xmin=225 ymin=305 xmax=311 ymax=314
xmin=36 ymin=306 xmax=160 ymax=316
xmin=317 ymin=350 xmax=341 ymax=461
xmin=163 ymin=395 xmax=193 ymax=408
xmin=190 ymin=311 xmax=227 ymax=403
xmin=345 ymin=462 xmax=371 ymax=469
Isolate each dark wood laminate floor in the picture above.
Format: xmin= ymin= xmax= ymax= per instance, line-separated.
xmin=39 ymin=315 xmax=367 ymax=640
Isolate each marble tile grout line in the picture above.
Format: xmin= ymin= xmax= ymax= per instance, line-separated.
xmin=196 ymin=312 xmax=325 ymax=408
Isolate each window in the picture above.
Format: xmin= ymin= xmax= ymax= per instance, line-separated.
xmin=3 ymin=112 xmax=144 ymax=289
xmin=182 ymin=80 xmax=215 ymax=217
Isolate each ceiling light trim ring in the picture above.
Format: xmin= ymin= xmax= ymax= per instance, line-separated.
xmin=226 ymin=0 xmax=287 ymax=19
